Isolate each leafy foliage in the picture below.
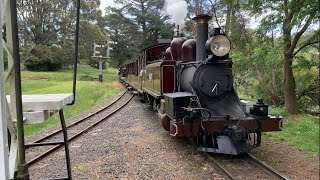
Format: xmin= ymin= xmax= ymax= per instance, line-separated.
xmin=105 ymin=0 xmax=173 ymax=67
xmin=78 ymin=22 xmax=108 ymax=62
xmin=217 ymin=0 xmax=319 ymax=113
xmin=16 ymin=0 xmax=107 ymax=70
xmin=244 ymin=0 xmax=320 ymax=114
xmin=24 ymin=45 xmax=62 ymax=71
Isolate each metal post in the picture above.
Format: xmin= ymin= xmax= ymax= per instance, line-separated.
xmin=9 ymin=0 xmax=29 ymax=179
xmin=0 ymin=0 xmax=10 ymax=178
xmin=98 ymin=59 xmax=103 ymax=82
xmin=59 ymin=110 xmax=72 ymax=179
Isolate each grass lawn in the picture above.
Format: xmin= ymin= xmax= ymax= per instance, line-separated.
xmin=6 ymin=66 xmax=121 ymax=136
xmin=265 ymin=110 xmax=319 ymax=155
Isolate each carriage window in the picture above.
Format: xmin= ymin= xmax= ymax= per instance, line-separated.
xmin=145 ymin=45 xmax=170 ymax=64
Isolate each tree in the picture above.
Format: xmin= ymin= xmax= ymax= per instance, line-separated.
xmin=105 ymin=0 xmax=173 ymax=66
xmin=17 ymin=0 xmax=108 ymax=68
xmin=104 ymin=6 xmax=142 ymax=66
xmin=17 ymin=0 xmax=66 ymax=45
xmin=79 ymin=22 xmax=108 ymax=61
xmin=244 ymin=0 xmax=319 ymax=114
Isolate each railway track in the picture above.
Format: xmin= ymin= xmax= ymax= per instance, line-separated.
xmin=26 ymin=91 xmax=134 ymax=166
xmin=203 ymin=152 xmax=290 ymax=180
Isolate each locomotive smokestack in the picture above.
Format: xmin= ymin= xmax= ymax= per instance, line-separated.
xmin=192 ymin=15 xmax=211 ymax=62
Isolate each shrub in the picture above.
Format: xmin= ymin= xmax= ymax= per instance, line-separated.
xmin=59 ymin=42 xmax=74 ymax=67
xmin=24 ymin=44 xmax=62 ymax=71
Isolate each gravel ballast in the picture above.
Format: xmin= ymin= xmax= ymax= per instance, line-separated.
xmin=29 ymin=94 xmax=224 ymax=179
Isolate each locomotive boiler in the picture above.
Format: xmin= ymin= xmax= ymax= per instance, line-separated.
xmin=120 ymin=14 xmax=282 ymax=155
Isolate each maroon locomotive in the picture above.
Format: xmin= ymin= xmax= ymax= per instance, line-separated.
xmin=119 ymin=15 xmax=282 ymax=155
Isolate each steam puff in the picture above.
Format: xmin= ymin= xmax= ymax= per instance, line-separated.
xmin=164 ymin=0 xmax=188 ymax=28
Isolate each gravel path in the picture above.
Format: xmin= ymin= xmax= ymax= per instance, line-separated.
xmin=29 ymin=95 xmax=224 ymax=179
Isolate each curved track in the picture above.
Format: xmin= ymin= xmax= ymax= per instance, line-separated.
xmin=26 ymin=91 xmax=134 ymax=166
xmin=203 ymin=152 xmax=290 ymax=180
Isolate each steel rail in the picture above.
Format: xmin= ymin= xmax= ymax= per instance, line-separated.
xmin=187 ymin=137 xmax=236 ymax=180
xmin=26 ymin=91 xmax=127 ymax=147
xmin=245 ymin=153 xmax=290 ymax=180
xmin=27 ymin=94 xmax=134 ymax=166
xmin=202 ymin=153 xmax=236 ymax=180
xmin=189 ymin=135 xmax=289 ymax=180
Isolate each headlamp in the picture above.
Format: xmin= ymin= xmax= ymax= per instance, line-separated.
xmin=209 ymin=35 xmax=231 ymax=57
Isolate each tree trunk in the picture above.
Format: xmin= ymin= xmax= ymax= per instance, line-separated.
xmin=225 ymin=4 xmax=232 ymax=35
xmin=283 ymin=54 xmax=298 ymax=114
xmin=282 ymin=0 xmax=299 ymax=114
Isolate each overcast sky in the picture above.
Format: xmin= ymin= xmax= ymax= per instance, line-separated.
xmin=100 ymin=0 xmax=114 ymax=14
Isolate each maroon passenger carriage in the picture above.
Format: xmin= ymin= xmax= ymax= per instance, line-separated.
xmin=120 ymin=14 xmax=283 ymax=155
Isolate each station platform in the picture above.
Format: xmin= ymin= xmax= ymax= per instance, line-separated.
xmin=6 ymin=93 xmax=74 ymax=124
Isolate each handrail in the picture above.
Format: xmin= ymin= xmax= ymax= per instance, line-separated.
xmin=68 ymin=0 xmax=80 ymax=105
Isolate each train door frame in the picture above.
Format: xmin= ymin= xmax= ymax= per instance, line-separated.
xmin=0 ymin=0 xmax=81 ymax=179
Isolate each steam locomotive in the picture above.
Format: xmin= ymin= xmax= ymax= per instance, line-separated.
xmin=119 ymin=15 xmax=282 ymax=155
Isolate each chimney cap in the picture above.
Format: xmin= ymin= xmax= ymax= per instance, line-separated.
xmin=192 ymin=14 xmax=212 ymax=24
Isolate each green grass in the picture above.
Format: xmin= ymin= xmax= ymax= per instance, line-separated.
xmin=265 ymin=114 xmax=319 ymax=155
xmin=266 ymin=106 xmax=319 ymax=155
xmin=23 ymin=81 xmax=118 ymax=136
xmin=268 ymin=106 xmax=285 ymax=115
xmin=6 ymin=66 xmax=118 ymax=93
xmin=5 ymin=66 xmax=120 ymax=136
xmin=18 ymin=66 xmax=118 ymax=82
